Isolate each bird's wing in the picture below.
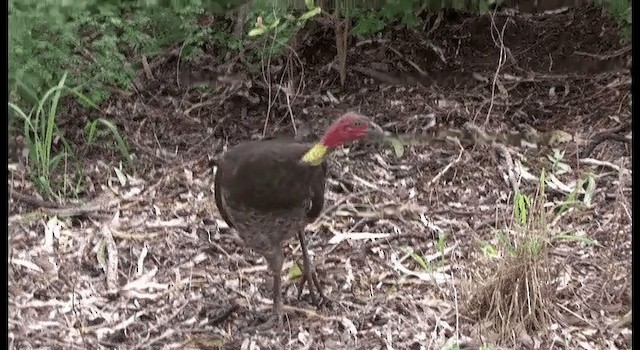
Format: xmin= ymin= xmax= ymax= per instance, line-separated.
xmin=216 ymin=141 xmax=325 ymax=216
xmin=214 ymin=161 xmax=235 ymax=228
xmin=306 ymin=162 xmax=327 ymax=219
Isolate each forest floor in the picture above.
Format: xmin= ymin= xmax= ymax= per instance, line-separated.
xmin=8 ymin=5 xmax=632 ymax=350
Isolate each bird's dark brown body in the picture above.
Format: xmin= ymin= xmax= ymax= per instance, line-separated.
xmin=214 ymin=138 xmax=328 ymax=326
xmin=215 ymin=139 xmax=327 ymax=251
xmin=212 ymin=112 xmax=385 ymax=329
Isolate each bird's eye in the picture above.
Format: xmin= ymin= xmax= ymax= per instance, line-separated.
xmin=352 ymin=120 xmax=363 ymax=127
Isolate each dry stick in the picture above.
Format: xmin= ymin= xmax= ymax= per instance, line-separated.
xmin=206 ymin=234 xmax=233 ymax=259
xmin=280 ymin=43 xmax=306 ymax=134
xmin=579 ymin=158 xmax=631 ymax=174
xmin=317 ymin=214 xmax=370 ymax=258
xmin=10 ymin=190 xmax=61 ymax=209
xmin=335 ymin=15 xmax=349 ymax=87
xmin=134 ymin=302 xmax=193 ymax=350
xmin=261 ymin=16 xmax=284 ymax=138
xmin=275 ymin=53 xmax=297 ymax=135
xmin=494 ymin=143 xmax=519 ymax=193
xmin=183 ymin=99 xmax=218 ymax=116
xmin=574 ymin=45 xmax=631 ymax=59
xmin=281 ymin=304 xmax=333 ymax=321
xmin=609 ymin=163 xmax=632 ymax=263
xmin=284 ymin=86 xmax=297 ymax=135
xmin=360 ymin=233 xmax=438 ymax=253
xmin=311 ymin=189 xmax=376 ymax=225
xmin=176 ymin=40 xmax=189 ymax=89
xmin=450 ymin=269 xmax=461 ymax=346
xmin=130 ymin=46 xmax=178 ymax=88
xmin=616 ymin=90 xmax=630 ymax=114
xmin=425 ymin=12 xmax=443 ymax=38
xmin=101 ymin=218 xmax=119 ymax=294
xmin=350 ymin=65 xmax=405 ymax=85
xmin=610 ymin=310 xmax=632 ymax=329
xmin=354 ymin=38 xmax=389 ymax=47
xmin=141 ymin=55 xmax=154 ymax=80
xmin=426 ymin=139 xmax=464 ymax=187
xmin=386 ymin=45 xmax=427 ymax=75
xmin=298 ymin=334 xmax=315 ymax=350
xmin=484 ymin=10 xmax=510 ymax=125
xmin=286 ymin=43 xmax=306 ymax=99
xmin=12 ymin=190 xmax=121 ymax=218
xmin=556 ymin=303 xmax=598 ymax=329
xmin=580 ymin=131 xmax=631 ymax=158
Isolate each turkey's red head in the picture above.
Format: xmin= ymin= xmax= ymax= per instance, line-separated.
xmin=321 ymin=113 xmax=385 ymax=148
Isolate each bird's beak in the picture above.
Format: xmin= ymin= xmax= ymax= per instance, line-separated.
xmin=365 ymin=121 xmax=386 ymax=142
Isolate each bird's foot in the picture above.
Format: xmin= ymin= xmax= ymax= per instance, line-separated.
xmin=295 ymin=232 xmax=331 ymax=309
xmin=244 ymin=310 xmax=284 ymax=333
xmin=296 ymin=266 xmax=329 ymax=308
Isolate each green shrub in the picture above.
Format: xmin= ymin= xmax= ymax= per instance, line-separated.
xmin=9 ymin=0 xmax=243 ymax=107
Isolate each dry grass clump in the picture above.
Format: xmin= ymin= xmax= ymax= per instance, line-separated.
xmin=463 ymin=172 xmax=556 ymax=344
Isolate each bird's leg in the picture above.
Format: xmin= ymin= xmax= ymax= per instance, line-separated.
xmin=266 ymin=247 xmax=284 ymax=328
xmin=296 ymin=231 xmax=326 ymax=306
xmin=246 ymin=247 xmax=286 ymax=332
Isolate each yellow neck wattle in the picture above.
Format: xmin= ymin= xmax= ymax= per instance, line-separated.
xmin=301 ymin=143 xmax=328 ymax=166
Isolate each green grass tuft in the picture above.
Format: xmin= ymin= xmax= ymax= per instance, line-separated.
xmin=9 ymin=73 xmax=74 ymax=197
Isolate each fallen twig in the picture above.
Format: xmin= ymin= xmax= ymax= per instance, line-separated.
xmin=426 ymin=139 xmax=464 ymax=187
xmin=484 ymin=11 xmax=511 ymax=125
xmin=101 ymin=216 xmax=120 ymax=294
xmin=579 ymin=158 xmax=631 ymax=174
xmin=580 ymin=126 xmax=631 ymax=158
xmin=493 ymin=143 xmax=519 ymax=193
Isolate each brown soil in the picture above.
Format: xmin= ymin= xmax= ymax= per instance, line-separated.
xmin=8 ymin=6 xmax=631 ymax=350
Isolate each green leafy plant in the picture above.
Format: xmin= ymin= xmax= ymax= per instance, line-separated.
xmin=479 ymin=238 xmax=499 ymax=258
xmin=248 ymin=0 xmax=321 ymax=37
xmin=513 ymin=190 xmax=532 ymax=227
xmin=555 ymin=181 xmax=580 ymax=215
xmin=9 ymin=74 xmax=74 ymax=196
xmin=435 ymin=232 xmax=447 ymax=255
xmin=406 ymin=246 xmax=432 ymax=272
xmin=466 ymin=169 xmax=554 ymax=341
xmin=9 ymin=0 xmax=239 ymax=107
xmin=403 ymin=232 xmax=448 ymax=273
xmin=349 ymin=0 xmax=422 ymax=36
xmin=287 ymin=263 xmax=303 ymax=279
xmin=552 ymin=232 xmax=601 ymax=246
xmin=9 ymin=72 xmax=131 ymax=197
xmin=85 ymin=118 xmax=133 ymax=165
xmin=597 ymin=0 xmax=631 ymax=43
xmin=245 ymin=0 xmax=322 ymax=61
xmin=384 ymin=135 xmax=405 ymax=157
xmin=348 ymin=0 xmax=505 ymax=36
xmin=547 ymin=148 xmax=571 ymax=175
xmin=554 ymin=172 xmax=598 ymax=215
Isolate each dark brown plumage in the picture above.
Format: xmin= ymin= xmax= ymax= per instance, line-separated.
xmin=215 ymin=141 xmax=327 ymax=221
xmin=213 ymin=113 xmax=384 ymax=328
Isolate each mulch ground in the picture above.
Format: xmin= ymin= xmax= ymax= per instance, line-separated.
xmin=8 ymin=5 xmax=631 ymax=350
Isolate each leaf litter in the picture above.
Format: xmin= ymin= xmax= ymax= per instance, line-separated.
xmin=8 ymin=5 xmax=631 ymax=350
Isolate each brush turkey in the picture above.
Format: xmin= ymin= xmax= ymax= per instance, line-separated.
xmin=214 ymin=112 xmax=385 ymax=327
